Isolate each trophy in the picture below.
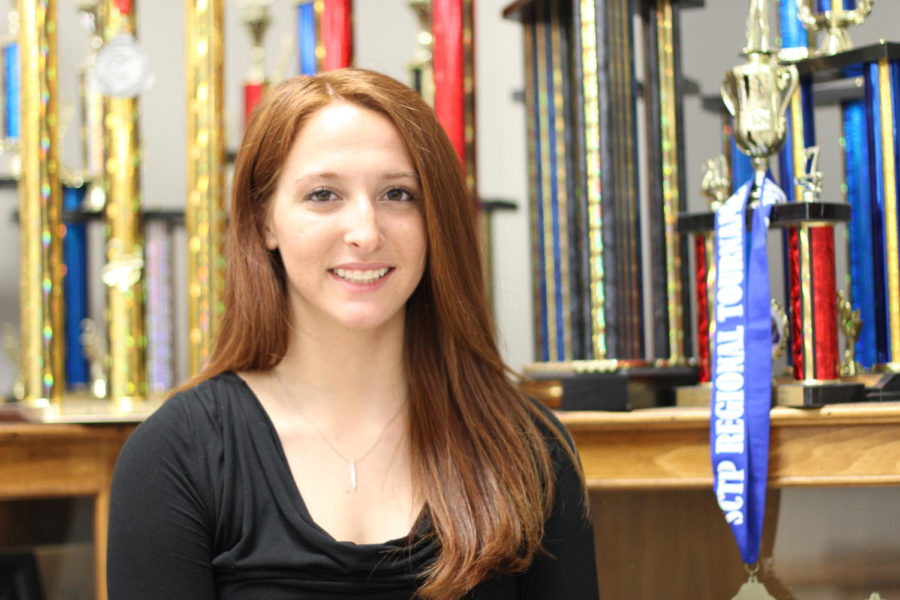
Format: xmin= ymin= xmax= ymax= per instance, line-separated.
xmin=721 ymin=0 xmax=799 ymax=198
xmin=797 ymin=0 xmax=874 ymax=56
xmin=240 ymin=0 xmax=273 ymax=128
xmin=408 ymin=0 xmax=435 ymax=105
xmin=837 ymin=289 xmax=863 ymax=377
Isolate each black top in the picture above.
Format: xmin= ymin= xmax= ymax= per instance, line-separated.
xmin=108 ymin=372 xmax=599 ymax=599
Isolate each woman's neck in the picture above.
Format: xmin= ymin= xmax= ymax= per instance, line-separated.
xmin=273 ymin=314 xmax=408 ymax=420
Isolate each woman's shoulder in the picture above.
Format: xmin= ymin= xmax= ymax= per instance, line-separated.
xmin=132 ymin=371 xmax=252 ymax=443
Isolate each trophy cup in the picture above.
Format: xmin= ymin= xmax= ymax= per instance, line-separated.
xmin=797 ymin=0 xmax=874 ymax=56
xmin=241 ymin=0 xmax=273 ymax=128
xmin=721 ymin=0 xmax=798 ymax=199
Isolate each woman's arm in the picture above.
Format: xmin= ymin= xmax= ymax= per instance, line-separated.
xmin=107 ymin=396 xmax=217 ymax=599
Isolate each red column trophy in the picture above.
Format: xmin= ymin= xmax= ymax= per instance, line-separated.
xmin=774 ymin=147 xmax=865 ymax=406
xmin=241 ymin=0 xmax=272 ymax=128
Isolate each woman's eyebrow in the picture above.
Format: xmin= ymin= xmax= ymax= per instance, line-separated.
xmin=383 ymin=172 xmax=420 ymax=180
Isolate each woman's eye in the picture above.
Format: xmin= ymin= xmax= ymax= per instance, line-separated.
xmin=385 ymin=187 xmax=415 ymax=202
xmin=305 ymin=188 xmax=337 ymax=203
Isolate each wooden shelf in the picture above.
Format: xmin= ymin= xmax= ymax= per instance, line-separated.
xmin=559 ymin=402 xmax=900 ymax=490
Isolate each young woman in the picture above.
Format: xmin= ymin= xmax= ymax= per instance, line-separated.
xmin=107 ymin=68 xmax=598 ymax=600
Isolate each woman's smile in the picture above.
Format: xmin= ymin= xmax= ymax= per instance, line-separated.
xmin=330 ymin=266 xmax=394 ymax=286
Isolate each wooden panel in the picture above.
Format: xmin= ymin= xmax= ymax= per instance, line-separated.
xmin=560 ymin=403 xmax=900 ymax=489
xmin=592 ymin=489 xmax=784 ymax=600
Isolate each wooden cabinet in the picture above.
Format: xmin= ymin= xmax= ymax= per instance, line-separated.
xmin=3 ymin=404 xmax=900 ymax=599
xmin=560 ymin=403 xmax=900 ymax=599
xmin=0 ymin=424 xmax=136 ymax=600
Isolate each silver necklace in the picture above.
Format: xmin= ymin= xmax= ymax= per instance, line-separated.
xmin=277 ymin=373 xmax=406 ymax=492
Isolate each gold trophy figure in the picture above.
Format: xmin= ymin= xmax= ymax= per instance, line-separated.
xmin=837 ymin=289 xmax=863 ymax=377
xmin=797 ymin=0 xmax=874 ymax=57
xmin=721 ymin=0 xmax=799 ymax=200
xmin=701 ymin=155 xmax=731 ymax=211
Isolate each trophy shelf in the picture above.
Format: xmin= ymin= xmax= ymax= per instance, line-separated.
xmin=558 ymin=402 xmax=900 ymax=490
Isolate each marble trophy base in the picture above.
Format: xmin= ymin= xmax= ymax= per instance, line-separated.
xmin=524 ymin=361 xmax=698 ymax=411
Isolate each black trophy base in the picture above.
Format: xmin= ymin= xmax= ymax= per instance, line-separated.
xmin=524 ymin=362 xmax=698 ymax=411
xmin=844 ymin=372 xmax=900 ymax=402
xmin=775 ymin=381 xmax=867 ymax=408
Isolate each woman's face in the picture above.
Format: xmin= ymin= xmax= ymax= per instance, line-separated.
xmin=265 ymin=102 xmax=427 ymax=336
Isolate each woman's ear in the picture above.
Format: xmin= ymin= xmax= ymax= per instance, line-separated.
xmin=264 ymin=222 xmax=278 ymax=250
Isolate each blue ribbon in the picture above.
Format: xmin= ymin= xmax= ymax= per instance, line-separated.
xmin=711 ymin=176 xmax=784 ymax=565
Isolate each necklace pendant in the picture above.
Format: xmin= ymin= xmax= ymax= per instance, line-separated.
xmin=349 ymin=461 xmax=357 ymax=492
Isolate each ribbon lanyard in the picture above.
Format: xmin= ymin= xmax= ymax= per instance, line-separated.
xmin=711 ymin=175 xmax=784 ymax=567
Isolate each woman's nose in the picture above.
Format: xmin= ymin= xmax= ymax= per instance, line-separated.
xmin=342 ymin=197 xmax=384 ymax=251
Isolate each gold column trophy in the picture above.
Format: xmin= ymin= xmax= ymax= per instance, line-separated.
xmin=797 ymin=0 xmax=874 ymax=56
xmin=186 ymin=0 xmax=227 ymax=377
xmin=18 ymin=0 xmax=65 ymax=408
xmin=96 ymin=0 xmax=152 ymax=410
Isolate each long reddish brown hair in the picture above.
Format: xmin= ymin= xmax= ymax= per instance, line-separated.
xmin=191 ymin=68 xmax=570 ymax=599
